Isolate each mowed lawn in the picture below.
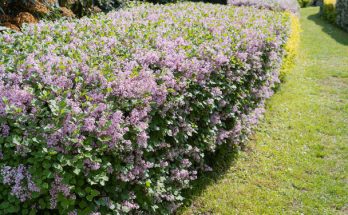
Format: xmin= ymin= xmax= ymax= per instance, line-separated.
xmin=180 ymin=7 xmax=348 ymax=215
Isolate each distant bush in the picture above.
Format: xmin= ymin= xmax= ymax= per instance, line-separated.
xmin=0 ymin=2 xmax=298 ymax=214
xmin=336 ymin=0 xmax=348 ymax=31
xmin=0 ymin=0 xmax=122 ymax=20
xmin=322 ymin=0 xmax=337 ymax=23
xmin=321 ymin=0 xmax=348 ymax=31
xmin=59 ymin=0 xmax=121 ymax=16
xmin=297 ymin=0 xmax=313 ymax=7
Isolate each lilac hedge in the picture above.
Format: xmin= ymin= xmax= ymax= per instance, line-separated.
xmin=228 ymin=0 xmax=300 ymax=14
xmin=0 ymin=2 xmax=296 ymax=214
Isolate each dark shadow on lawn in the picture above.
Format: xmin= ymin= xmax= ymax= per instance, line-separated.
xmin=307 ymin=9 xmax=348 ymax=46
xmin=178 ymin=143 xmax=240 ymax=213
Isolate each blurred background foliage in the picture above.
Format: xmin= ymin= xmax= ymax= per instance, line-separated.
xmin=0 ymin=0 xmax=228 ymax=31
xmin=0 ymin=0 xmax=322 ymax=32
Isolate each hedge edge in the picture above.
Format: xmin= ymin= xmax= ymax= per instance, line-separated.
xmin=280 ymin=13 xmax=301 ymax=80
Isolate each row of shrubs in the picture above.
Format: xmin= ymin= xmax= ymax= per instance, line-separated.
xmin=0 ymin=1 xmax=300 ymax=214
xmin=3 ymin=0 xmax=225 ymax=22
xmin=0 ymin=0 xmax=317 ymax=33
xmin=321 ymin=0 xmax=348 ymax=31
xmin=0 ymin=0 xmax=313 ymax=21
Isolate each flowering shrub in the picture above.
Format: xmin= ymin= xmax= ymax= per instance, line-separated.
xmin=0 ymin=2 xmax=297 ymax=214
xmin=228 ymin=0 xmax=300 ymax=13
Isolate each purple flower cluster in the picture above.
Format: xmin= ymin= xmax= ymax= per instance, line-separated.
xmin=0 ymin=2 xmax=294 ymax=214
xmin=49 ymin=174 xmax=75 ymax=209
xmin=1 ymin=165 xmax=40 ymax=202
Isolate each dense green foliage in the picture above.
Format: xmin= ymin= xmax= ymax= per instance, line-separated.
xmin=336 ymin=0 xmax=348 ymax=31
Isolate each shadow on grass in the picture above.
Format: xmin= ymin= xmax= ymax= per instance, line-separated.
xmin=307 ymin=9 xmax=348 ymax=46
xmin=178 ymin=143 xmax=240 ymax=213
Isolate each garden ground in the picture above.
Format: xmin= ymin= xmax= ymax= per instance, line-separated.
xmin=180 ymin=7 xmax=348 ymax=214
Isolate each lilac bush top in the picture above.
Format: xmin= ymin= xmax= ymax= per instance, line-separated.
xmin=228 ymin=0 xmax=300 ymax=14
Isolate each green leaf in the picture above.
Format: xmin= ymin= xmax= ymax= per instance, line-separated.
xmin=73 ymin=168 xmax=81 ymax=175
xmin=43 ymin=162 xmax=51 ymax=169
xmin=90 ymin=189 xmax=100 ymax=197
xmin=86 ymin=195 xmax=94 ymax=201
xmin=79 ymin=200 xmax=88 ymax=208
xmin=42 ymin=183 xmax=49 ymax=189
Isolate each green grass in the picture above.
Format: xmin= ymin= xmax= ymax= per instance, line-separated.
xmin=180 ymin=7 xmax=348 ymax=215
